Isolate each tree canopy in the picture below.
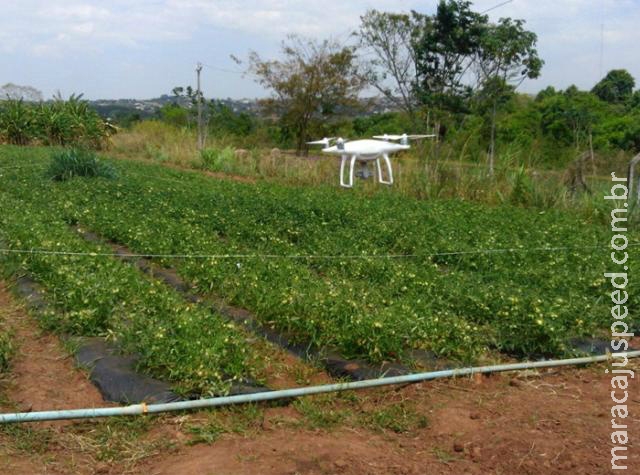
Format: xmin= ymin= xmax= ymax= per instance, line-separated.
xmin=249 ymin=35 xmax=364 ymax=154
xmin=591 ymin=69 xmax=636 ymax=104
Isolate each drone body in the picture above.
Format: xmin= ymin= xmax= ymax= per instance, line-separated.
xmin=308 ymin=134 xmax=435 ymax=188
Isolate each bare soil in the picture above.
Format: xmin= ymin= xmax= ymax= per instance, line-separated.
xmin=1 ymin=281 xmax=638 ymax=475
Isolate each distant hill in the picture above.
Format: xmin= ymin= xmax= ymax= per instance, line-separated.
xmin=88 ymin=95 xmax=400 ymax=122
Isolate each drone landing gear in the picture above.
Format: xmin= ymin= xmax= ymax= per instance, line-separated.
xmin=339 ymin=154 xmax=357 ymax=188
xmin=376 ymin=154 xmax=393 ymax=185
xmin=340 ymin=154 xmax=394 ymax=188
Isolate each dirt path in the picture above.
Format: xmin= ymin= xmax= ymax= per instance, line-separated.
xmin=0 ymin=282 xmax=106 ymax=474
xmin=141 ymin=367 xmax=639 ymax=475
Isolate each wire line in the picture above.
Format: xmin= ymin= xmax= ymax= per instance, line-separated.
xmin=1 ymin=243 xmax=635 ymax=260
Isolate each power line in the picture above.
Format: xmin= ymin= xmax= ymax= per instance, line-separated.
xmin=0 ymin=163 xmax=48 ymax=171
xmin=481 ymin=0 xmax=514 ymax=14
xmin=200 ymin=63 xmax=247 ymax=75
xmin=0 ymin=243 xmax=633 ymax=261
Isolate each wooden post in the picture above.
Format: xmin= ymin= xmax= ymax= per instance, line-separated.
xmin=196 ymin=63 xmax=204 ymax=151
xmin=626 ymin=153 xmax=640 ymax=206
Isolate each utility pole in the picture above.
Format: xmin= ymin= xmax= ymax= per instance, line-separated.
xmin=196 ymin=62 xmax=204 ymax=151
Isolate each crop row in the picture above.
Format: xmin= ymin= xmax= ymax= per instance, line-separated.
xmin=2 ymin=148 xmax=636 ymax=365
xmin=0 ymin=153 xmax=254 ymax=395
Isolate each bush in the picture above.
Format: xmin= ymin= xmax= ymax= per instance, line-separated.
xmin=200 ymin=146 xmax=236 ymax=173
xmin=47 ymin=148 xmax=118 ymax=181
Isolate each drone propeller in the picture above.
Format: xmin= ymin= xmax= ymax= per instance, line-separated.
xmin=373 ymin=134 xmax=436 ymax=141
xmin=373 ymin=133 xmax=437 ymax=146
xmin=373 ymin=134 xmax=401 ymax=141
xmin=307 ymin=137 xmax=336 ymax=146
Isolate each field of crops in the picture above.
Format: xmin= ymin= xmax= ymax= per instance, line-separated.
xmin=0 ymin=145 xmax=635 ymax=395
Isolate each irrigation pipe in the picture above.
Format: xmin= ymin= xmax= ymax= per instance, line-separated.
xmin=2 ymin=351 xmax=639 ymax=424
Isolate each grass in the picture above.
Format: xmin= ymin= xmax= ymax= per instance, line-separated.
xmin=0 ymin=416 xmax=171 ymax=473
xmin=0 ymin=291 xmax=16 ymax=375
xmin=0 ymin=324 xmax=14 ymax=374
xmin=186 ymin=404 xmax=265 ymax=445
xmin=362 ymin=402 xmax=429 ymax=433
xmin=110 ymin=121 xmax=631 ymax=214
xmin=47 ymin=148 xmax=117 ymax=181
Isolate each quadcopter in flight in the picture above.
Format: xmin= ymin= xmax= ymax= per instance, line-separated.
xmin=307 ymin=134 xmax=435 ymax=188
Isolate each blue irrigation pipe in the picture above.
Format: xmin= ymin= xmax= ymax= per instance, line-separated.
xmin=2 ymin=351 xmax=638 ymax=424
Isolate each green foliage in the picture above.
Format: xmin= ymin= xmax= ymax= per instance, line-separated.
xmin=199 ymin=146 xmax=236 ymax=173
xmin=159 ymin=103 xmax=190 ymax=127
xmin=294 ymin=396 xmax=349 ymax=428
xmin=0 ymin=150 xmax=253 ymax=395
xmin=47 ymin=148 xmax=118 ymax=181
xmin=3 ymin=149 xmax=630 ymax=364
xmin=356 ymin=10 xmax=422 ymax=120
xmin=352 ymin=112 xmax=415 ymax=137
xmin=249 ymin=35 xmax=365 ymax=154
xmin=363 ymin=403 xmax=429 ymax=433
xmin=208 ymin=101 xmax=255 ymax=137
xmin=0 ymin=95 xmax=113 ymax=148
xmin=592 ymin=69 xmax=636 ymax=104
xmin=0 ymin=99 xmax=34 ymax=145
xmin=0 ymin=327 xmax=14 ymax=373
xmin=414 ymin=0 xmax=487 ymax=111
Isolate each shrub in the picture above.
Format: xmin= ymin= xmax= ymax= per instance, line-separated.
xmin=200 ymin=146 xmax=236 ymax=173
xmin=47 ymin=148 xmax=118 ymax=181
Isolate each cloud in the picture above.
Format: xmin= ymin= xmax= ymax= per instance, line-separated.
xmin=1 ymin=0 xmax=420 ymax=56
xmin=0 ymin=0 xmax=638 ymax=98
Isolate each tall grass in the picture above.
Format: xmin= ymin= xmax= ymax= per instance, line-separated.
xmin=0 ymin=95 xmax=113 ymax=149
xmin=110 ymin=121 xmax=623 ymax=219
xmin=47 ymin=148 xmax=118 ymax=181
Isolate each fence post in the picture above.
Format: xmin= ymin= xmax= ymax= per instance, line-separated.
xmin=627 ymin=153 xmax=640 ymax=207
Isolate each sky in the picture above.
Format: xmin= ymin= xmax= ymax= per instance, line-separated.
xmin=0 ymin=0 xmax=638 ymax=100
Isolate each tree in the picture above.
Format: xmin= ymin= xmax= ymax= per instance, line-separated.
xmin=356 ymin=10 xmax=422 ymax=122
xmin=538 ymin=87 xmax=603 ymax=150
xmin=208 ymin=101 xmax=255 ymax=137
xmin=248 ymin=36 xmax=364 ymax=154
xmin=630 ymin=90 xmax=640 ymax=110
xmin=474 ymin=17 xmax=543 ymax=174
xmin=592 ymin=69 xmax=635 ymax=104
xmin=0 ymin=83 xmax=43 ymax=102
xmin=413 ymin=1 xmax=488 ymax=113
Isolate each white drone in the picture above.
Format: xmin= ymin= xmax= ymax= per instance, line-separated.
xmin=307 ymin=134 xmax=435 ymax=188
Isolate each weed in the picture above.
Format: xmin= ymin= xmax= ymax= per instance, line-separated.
xmin=187 ymin=422 xmax=225 ymax=445
xmin=199 ymin=146 xmax=236 ymax=173
xmin=363 ymin=403 xmax=429 ymax=433
xmin=294 ymin=395 xmax=349 ymax=429
xmin=0 ymin=425 xmax=55 ymax=454
xmin=186 ymin=404 xmax=264 ymax=445
xmin=0 ymin=327 xmax=14 ymax=373
xmin=432 ymin=446 xmax=460 ymax=464
xmin=47 ymin=148 xmax=117 ymax=181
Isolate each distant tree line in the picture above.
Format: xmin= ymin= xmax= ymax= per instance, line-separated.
xmin=6 ymin=0 xmax=635 ymax=167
